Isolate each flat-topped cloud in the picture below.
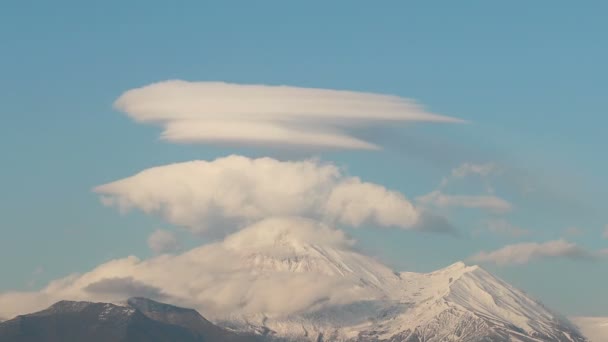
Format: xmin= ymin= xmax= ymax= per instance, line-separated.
xmin=114 ymin=80 xmax=464 ymax=150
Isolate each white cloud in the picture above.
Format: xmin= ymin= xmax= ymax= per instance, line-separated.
xmin=451 ymin=162 xmax=498 ymax=179
xmin=222 ymin=216 xmax=355 ymax=251
xmin=0 ymin=217 xmax=386 ymax=320
xmin=84 ymin=277 xmax=166 ymax=300
xmin=94 ymin=155 xmax=431 ymax=235
xmin=147 ymin=229 xmax=180 ymax=254
xmin=324 ymin=178 xmax=418 ymax=228
xmin=469 ymin=240 xmax=596 ymax=265
xmin=417 ymin=190 xmax=512 ymax=213
xmin=440 ymin=162 xmax=499 ymax=188
xmin=26 ymin=267 xmax=45 ymax=289
xmin=425 ymin=162 xmax=510 ymax=214
xmin=481 ymin=219 xmax=530 ymax=237
xmin=114 ymin=80 xmax=464 ymax=150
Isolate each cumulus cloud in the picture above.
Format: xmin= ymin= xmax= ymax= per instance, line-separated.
xmin=0 ymin=217 xmax=388 ymax=320
xmin=113 ymin=80 xmax=464 ymax=150
xmin=469 ymin=240 xmax=597 ymax=265
xmin=417 ymin=190 xmax=512 ymax=213
xmin=147 ymin=229 xmax=180 ymax=254
xmin=324 ymin=178 xmax=418 ymax=228
xmin=94 ymin=155 xmax=436 ymax=235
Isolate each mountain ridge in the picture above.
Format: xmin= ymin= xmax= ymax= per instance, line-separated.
xmin=200 ymin=221 xmax=587 ymax=341
xmin=0 ymin=219 xmax=591 ymax=341
xmin=0 ymin=297 xmax=259 ymax=342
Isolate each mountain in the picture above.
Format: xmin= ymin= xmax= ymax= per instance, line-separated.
xmin=571 ymin=317 xmax=608 ymax=342
xmin=211 ymin=219 xmax=588 ymax=341
xmin=0 ymin=297 xmax=259 ymax=342
xmin=0 ymin=219 xmax=591 ymax=341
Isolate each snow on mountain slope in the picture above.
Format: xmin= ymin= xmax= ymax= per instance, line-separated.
xmin=209 ymin=219 xmax=587 ymax=341
xmin=223 ymin=217 xmax=402 ymax=289
xmin=365 ymin=263 xmax=584 ymax=341
xmin=571 ymin=317 xmax=608 ymax=342
xmin=0 ymin=217 xmax=587 ymax=341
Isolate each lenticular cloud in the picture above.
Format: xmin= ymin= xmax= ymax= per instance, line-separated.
xmin=114 ymin=80 xmax=464 ymax=150
xmin=94 ymin=155 xmax=422 ymax=235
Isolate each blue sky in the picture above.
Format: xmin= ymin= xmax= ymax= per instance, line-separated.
xmin=1 ymin=1 xmax=607 ymax=316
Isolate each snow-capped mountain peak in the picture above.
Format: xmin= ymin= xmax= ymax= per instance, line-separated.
xmin=221 ymin=217 xmax=397 ymax=284
xmin=223 ymin=216 xmax=355 ymax=252
xmin=9 ymin=217 xmax=585 ymax=341
xmin=213 ymin=220 xmax=587 ymax=341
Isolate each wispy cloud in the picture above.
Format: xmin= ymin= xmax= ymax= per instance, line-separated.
xmin=480 ymin=219 xmax=530 ymax=237
xmin=26 ymin=267 xmax=45 ymax=289
xmin=114 ymin=80 xmax=464 ymax=150
xmin=440 ymin=162 xmax=499 ymax=188
xmin=469 ymin=240 xmax=601 ymax=266
xmin=419 ymin=162 xmax=511 ymax=215
xmin=450 ymin=162 xmax=499 ymax=179
xmin=563 ymin=227 xmax=584 ymax=236
xmin=147 ymin=229 xmax=180 ymax=254
xmin=417 ymin=190 xmax=512 ymax=213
